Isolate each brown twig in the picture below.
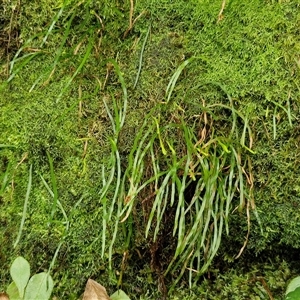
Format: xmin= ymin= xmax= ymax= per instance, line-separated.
xmin=235 ymin=200 xmax=250 ymax=259
xmin=93 ymin=12 xmax=104 ymax=56
xmin=123 ymin=0 xmax=134 ymax=38
xmin=255 ymin=276 xmax=274 ymax=300
xmin=217 ymin=0 xmax=226 ymax=23
xmin=93 ymin=12 xmax=105 ymax=31
xmin=102 ymin=63 xmax=113 ymax=90
xmin=123 ymin=0 xmax=146 ymax=38
xmin=235 ymin=154 xmax=255 ymax=259
xmin=5 ymin=0 xmax=21 ymax=77
xmin=129 ymin=0 xmax=134 ymax=30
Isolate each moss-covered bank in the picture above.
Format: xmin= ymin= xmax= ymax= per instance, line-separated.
xmin=1 ymin=0 xmax=300 ymax=299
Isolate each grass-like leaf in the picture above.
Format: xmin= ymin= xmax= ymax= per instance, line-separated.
xmin=14 ymin=164 xmax=33 ymax=248
xmin=46 ymin=152 xmax=58 ymax=223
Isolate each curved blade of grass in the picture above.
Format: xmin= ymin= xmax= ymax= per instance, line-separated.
xmin=0 ymin=161 xmax=11 ymax=196
xmin=152 ymin=116 xmax=167 ymax=155
xmin=120 ymin=136 xmax=157 ymax=221
xmin=107 ymin=139 xmax=122 ymax=220
xmin=99 ymin=157 xmax=116 ymax=201
xmin=56 ymin=32 xmax=94 ymax=102
xmin=269 ymin=99 xmax=293 ymax=127
xmin=46 ymin=152 xmax=58 ymax=224
xmin=30 ymin=11 xmax=76 ymax=92
xmin=133 ymin=23 xmax=151 ymax=89
xmin=8 ymin=52 xmax=44 ymax=82
xmin=166 ymin=57 xmax=196 ymax=103
xmin=0 ymin=144 xmax=16 ymax=148
xmin=150 ymin=143 xmax=160 ymax=191
xmin=102 ymin=95 xmax=116 ymax=134
xmin=40 ymin=174 xmax=69 ymax=231
xmin=8 ymin=29 xmax=48 ymax=77
xmin=108 ymin=197 xmax=123 ymax=273
xmin=105 ymin=59 xmax=128 ymax=128
xmin=14 ymin=164 xmax=32 ymax=248
xmin=224 ymin=151 xmax=236 ymax=234
xmin=41 ymin=7 xmax=64 ymax=47
xmin=154 ymin=183 xmax=169 ymax=239
xmin=273 ymin=106 xmax=277 ymax=140
xmin=8 ymin=5 xmax=64 ymax=83
xmin=174 ymin=155 xmax=190 ymax=252
xmin=100 ymin=59 xmax=128 ymax=258
xmin=232 ymin=147 xmax=245 ymax=211
xmin=173 ymin=121 xmax=194 ymax=239
xmin=145 ymin=171 xmax=172 ymax=238
xmin=204 ymin=81 xmax=237 ymax=138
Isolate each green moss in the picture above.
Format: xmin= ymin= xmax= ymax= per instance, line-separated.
xmin=1 ymin=0 xmax=300 ymax=298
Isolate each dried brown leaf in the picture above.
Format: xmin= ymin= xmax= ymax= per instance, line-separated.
xmin=82 ymin=279 xmax=111 ymax=300
xmin=0 ymin=292 xmax=9 ymax=300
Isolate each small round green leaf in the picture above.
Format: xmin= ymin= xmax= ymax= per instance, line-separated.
xmin=24 ymin=272 xmax=53 ymax=300
xmin=110 ymin=289 xmax=131 ymax=300
xmin=6 ymin=281 xmax=21 ymax=300
xmin=10 ymin=256 xmax=30 ymax=298
xmin=286 ymin=277 xmax=300 ymax=295
xmin=286 ymin=287 xmax=300 ymax=300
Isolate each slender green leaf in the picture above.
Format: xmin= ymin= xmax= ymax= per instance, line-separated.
xmin=14 ymin=164 xmax=33 ymax=248
xmin=46 ymin=152 xmax=58 ymax=223
xmin=134 ymin=23 xmax=151 ymax=89
xmin=166 ymin=57 xmax=195 ymax=103
xmin=0 ymin=144 xmax=16 ymax=148
xmin=0 ymin=161 xmax=11 ymax=196
xmin=105 ymin=59 xmax=128 ymax=128
xmin=57 ymin=32 xmax=95 ymax=102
